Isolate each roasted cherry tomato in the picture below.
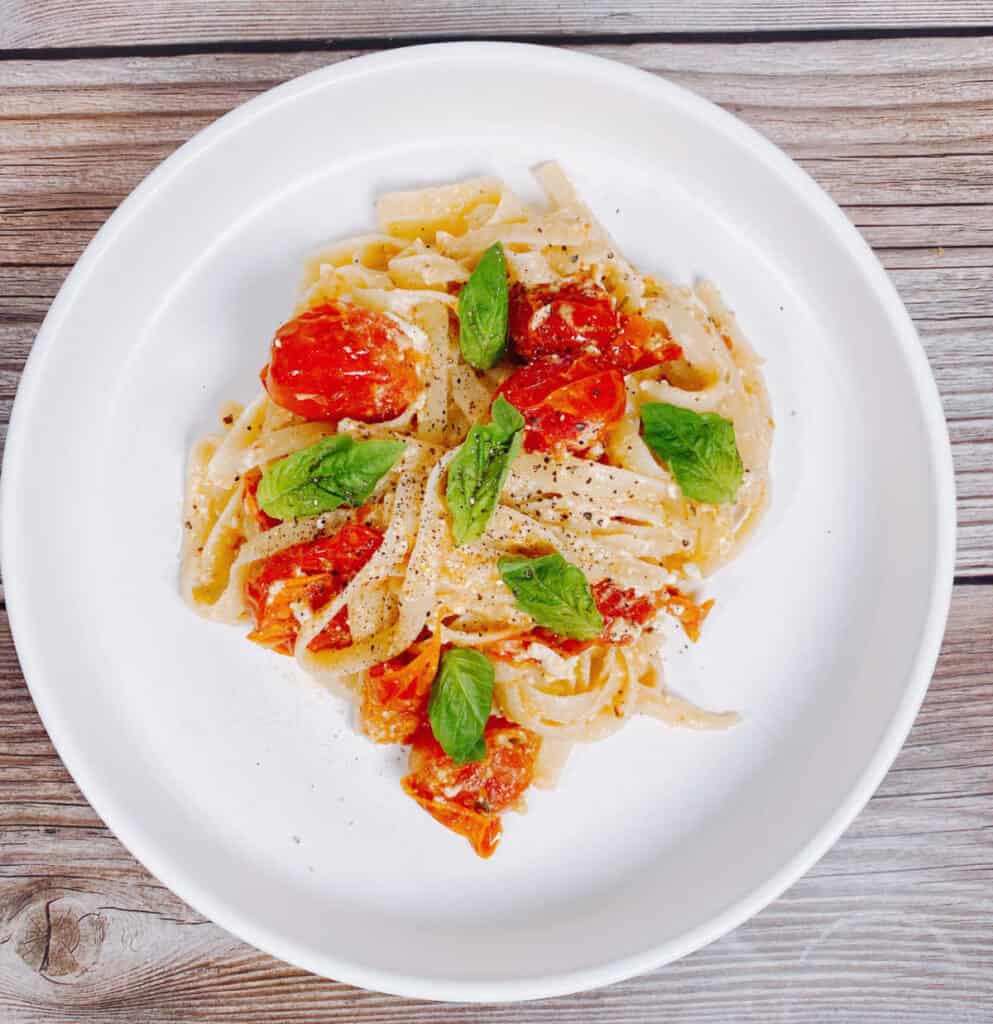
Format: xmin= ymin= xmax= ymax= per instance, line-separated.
xmin=594 ymin=580 xmax=658 ymax=632
xmin=244 ymin=523 xmax=383 ymax=655
xmin=361 ymin=627 xmax=442 ymax=745
xmin=614 ymin=312 xmax=684 ymax=371
xmin=261 ymin=301 xmax=422 ymax=423
xmin=509 ymin=281 xmax=621 ymax=362
xmin=508 ymin=280 xmax=683 ymax=370
xmin=402 ymin=718 xmax=540 ymax=858
xmin=496 ymin=354 xmax=626 ymax=454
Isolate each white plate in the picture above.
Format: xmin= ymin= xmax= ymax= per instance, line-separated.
xmin=1 ymin=43 xmax=955 ymax=1001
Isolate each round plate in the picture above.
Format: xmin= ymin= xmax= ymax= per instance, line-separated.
xmin=1 ymin=43 xmax=955 ymax=1001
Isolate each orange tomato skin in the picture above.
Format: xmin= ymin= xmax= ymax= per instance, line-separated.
xmin=496 ymin=355 xmax=626 ymax=454
xmin=360 ymin=628 xmax=442 ymax=745
xmin=402 ymin=718 xmax=540 ymax=858
xmin=262 ymin=302 xmax=422 ymax=423
xmin=244 ymin=523 xmax=383 ymax=655
xmin=661 ymin=586 xmax=715 ymax=642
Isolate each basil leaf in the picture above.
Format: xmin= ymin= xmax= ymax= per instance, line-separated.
xmin=257 ymin=435 xmax=404 ymax=520
xmin=640 ymin=402 xmax=743 ymax=505
xmin=428 ymin=647 xmax=495 ymax=764
xmin=458 ymin=241 xmax=508 ymax=370
xmin=497 ymin=553 xmax=604 ymax=641
xmin=445 ymin=397 xmax=525 ymax=546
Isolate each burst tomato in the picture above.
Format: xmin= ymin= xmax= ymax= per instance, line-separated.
xmin=661 ymin=586 xmax=714 ymax=642
xmin=244 ymin=523 xmax=383 ymax=655
xmin=402 ymin=718 xmax=539 ymax=858
xmin=508 ymin=280 xmax=683 ymax=370
xmin=360 ymin=627 xmax=442 ymax=745
xmin=261 ymin=302 xmax=422 ymax=423
xmin=509 ymin=281 xmax=621 ymax=361
xmin=496 ymin=354 xmax=626 ymax=454
xmin=615 ymin=312 xmax=684 ymax=370
xmin=594 ymin=579 xmax=658 ymax=629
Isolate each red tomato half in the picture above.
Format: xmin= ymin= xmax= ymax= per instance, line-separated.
xmin=402 ymin=718 xmax=540 ymax=858
xmin=262 ymin=302 xmax=423 ymax=423
xmin=244 ymin=523 xmax=383 ymax=655
xmin=508 ymin=280 xmax=683 ymax=370
xmin=496 ymin=355 xmax=626 ymax=454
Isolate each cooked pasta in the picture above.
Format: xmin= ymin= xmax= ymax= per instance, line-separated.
xmin=181 ymin=163 xmax=773 ymax=856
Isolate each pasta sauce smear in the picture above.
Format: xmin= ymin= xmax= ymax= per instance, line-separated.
xmin=181 ymin=164 xmax=772 ymax=857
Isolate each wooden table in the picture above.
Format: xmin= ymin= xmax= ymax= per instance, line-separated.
xmin=1 ymin=5 xmax=991 ymax=1021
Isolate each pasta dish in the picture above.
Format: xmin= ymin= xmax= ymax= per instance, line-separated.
xmin=181 ymin=163 xmax=772 ymax=857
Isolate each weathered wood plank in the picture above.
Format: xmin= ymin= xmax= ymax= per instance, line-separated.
xmin=0 ymin=584 xmax=989 ymax=1021
xmin=3 ymin=1 xmax=993 ymax=49
xmin=6 ymin=36 xmax=993 ymax=156
xmin=851 ymin=207 xmax=993 ymax=249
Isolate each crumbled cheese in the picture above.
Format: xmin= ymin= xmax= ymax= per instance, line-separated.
xmin=291 ymin=601 xmax=313 ymax=626
xmin=529 ymin=304 xmax=553 ymax=333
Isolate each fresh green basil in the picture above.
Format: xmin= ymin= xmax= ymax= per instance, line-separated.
xmin=457 ymin=241 xmax=508 ymax=370
xmin=257 ymin=435 xmax=404 ymax=520
xmin=428 ymin=647 xmax=495 ymax=764
xmin=445 ymin=397 xmax=525 ymax=546
xmin=640 ymin=402 xmax=743 ymax=505
xmin=497 ymin=553 xmax=604 ymax=641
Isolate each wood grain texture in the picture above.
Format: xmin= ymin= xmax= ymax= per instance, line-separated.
xmin=2 ymin=38 xmax=992 ymax=571
xmin=4 ymin=1 xmax=993 ymax=49
xmin=0 ymin=586 xmax=990 ymax=1022
xmin=2 ymin=25 xmax=993 ymax=1022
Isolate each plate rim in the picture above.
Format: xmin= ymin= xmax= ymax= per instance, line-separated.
xmin=0 ymin=41 xmax=957 ymax=1002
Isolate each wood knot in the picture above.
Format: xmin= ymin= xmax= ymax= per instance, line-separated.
xmin=14 ymin=896 xmax=106 ymax=980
